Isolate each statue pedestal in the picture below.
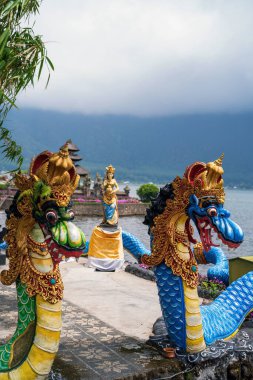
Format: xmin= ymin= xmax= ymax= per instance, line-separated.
xmin=88 ymin=226 xmax=124 ymax=271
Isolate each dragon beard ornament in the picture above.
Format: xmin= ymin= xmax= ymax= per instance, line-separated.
xmin=0 ymin=144 xmax=85 ymax=379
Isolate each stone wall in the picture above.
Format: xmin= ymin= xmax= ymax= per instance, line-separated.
xmin=0 ymin=197 xmax=12 ymax=210
xmin=73 ymin=203 xmax=147 ymax=216
xmin=0 ymin=197 xmax=147 ymax=217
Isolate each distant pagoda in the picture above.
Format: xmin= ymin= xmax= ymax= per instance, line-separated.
xmin=66 ymin=139 xmax=89 ymax=186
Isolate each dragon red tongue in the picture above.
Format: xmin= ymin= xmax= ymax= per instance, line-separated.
xmin=202 ymin=227 xmax=212 ymax=251
xmin=45 ymin=237 xmax=82 ymax=263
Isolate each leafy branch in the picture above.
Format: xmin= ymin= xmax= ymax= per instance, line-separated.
xmin=0 ymin=0 xmax=54 ymax=170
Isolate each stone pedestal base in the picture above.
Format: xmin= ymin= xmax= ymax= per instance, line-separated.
xmin=88 ymin=226 xmax=124 ymax=271
xmin=0 ymin=253 xmax=6 ymax=266
xmin=149 ymin=316 xmax=253 ymax=364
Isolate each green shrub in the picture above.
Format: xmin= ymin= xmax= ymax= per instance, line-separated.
xmin=0 ymin=183 xmax=8 ymax=190
xmin=137 ymin=184 xmax=159 ymax=203
xmin=199 ymin=275 xmax=226 ymax=299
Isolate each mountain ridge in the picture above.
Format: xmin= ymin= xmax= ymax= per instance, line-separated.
xmin=2 ymin=108 xmax=253 ymax=186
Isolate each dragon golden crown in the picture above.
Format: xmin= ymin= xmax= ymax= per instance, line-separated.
xmin=183 ymin=153 xmax=225 ymax=204
xmin=15 ymin=143 xmax=80 ymax=208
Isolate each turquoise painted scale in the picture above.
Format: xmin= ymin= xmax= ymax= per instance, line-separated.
xmin=120 ymin=233 xmax=253 ymax=349
xmin=201 ymin=271 xmax=253 ymax=344
xmin=156 ymin=264 xmax=253 ymax=348
xmin=155 ymin=263 xmax=187 ymax=349
xmin=203 ymin=247 xmax=229 ymax=285
xmin=0 ymin=280 xmax=36 ymax=371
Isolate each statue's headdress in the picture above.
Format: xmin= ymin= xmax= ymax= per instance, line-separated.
xmin=106 ymin=164 xmax=115 ymax=174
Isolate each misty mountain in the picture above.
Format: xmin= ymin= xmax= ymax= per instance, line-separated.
xmin=2 ymin=109 xmax=253 ymax=186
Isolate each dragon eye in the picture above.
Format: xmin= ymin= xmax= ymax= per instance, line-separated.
xmin=46 ymin=210 xmax=58 ymax=224
xmin=207 ymin=208 xmax=217 ymax=217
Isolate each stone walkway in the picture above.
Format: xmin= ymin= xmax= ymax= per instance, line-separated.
xmin=0 ymin=281 xmax=184 ymax=380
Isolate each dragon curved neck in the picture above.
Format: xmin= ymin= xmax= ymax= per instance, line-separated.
xmin=0 ymin=286 xmax=61 ymax=379
xmin=143 ymin=205 xmax=199 ymax=288
xmin=149 ymin=213 xmax=206 ymax=352
xmin=0 ymin=223 xmax=62 ymax=379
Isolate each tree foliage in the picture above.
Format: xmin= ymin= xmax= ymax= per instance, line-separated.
xmin=137 ymin=183 xmax=159 ymax=203
xmin=0 ymin=0 xmax=53 ymax=169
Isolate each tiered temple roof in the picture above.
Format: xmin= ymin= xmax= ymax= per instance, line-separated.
xmin=66 ymin=139 xmax=89 ymax=179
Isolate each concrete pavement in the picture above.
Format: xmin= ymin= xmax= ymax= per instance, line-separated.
xmin=0 ymin=260 xmax=186 ymax=379
xmin=61 ymin=259 xmax=162 ymax=341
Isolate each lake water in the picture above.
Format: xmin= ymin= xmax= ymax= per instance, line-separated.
xmin=0 ymin=188 xmax=252 ymax=261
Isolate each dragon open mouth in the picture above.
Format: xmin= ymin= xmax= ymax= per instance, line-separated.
xmin=41 ymin=221 xmax=86 ymax=263
xmin=196 ymin=216 xmax=241 ymax=252
xmin=44 ymin=235 xmax=84 ymax=263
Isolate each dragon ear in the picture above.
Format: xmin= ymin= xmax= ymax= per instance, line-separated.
xmin=30 ymin=151 xmax=52 ymax=176
xmin=184 ymin=162 xmax=206 ymax=185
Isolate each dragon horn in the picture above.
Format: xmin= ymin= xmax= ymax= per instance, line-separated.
xmin=214 ymin=153 xmax=224 ymax=167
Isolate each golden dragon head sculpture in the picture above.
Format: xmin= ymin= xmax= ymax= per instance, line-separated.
xmin=0 ymin=144 xmax=86 ymax=303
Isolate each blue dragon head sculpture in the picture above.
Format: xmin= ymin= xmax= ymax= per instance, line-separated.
xmin=142 ymin=155 xmax=249 ymax=354
xmin=188 ymin=194 xmax=243 ymax=252
xmin=143 ymin=153 xmax=244 ymax=285
xmin=185 ymin=154 xmax=243 ymax=252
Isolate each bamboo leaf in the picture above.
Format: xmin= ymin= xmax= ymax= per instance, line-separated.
xmin=46 ymin=56 xmax=54 ymax=70
xmin=0 ymin=0 xmax=54 ymax=169
xmin=0 ymin=28 xmax=10 ymax=57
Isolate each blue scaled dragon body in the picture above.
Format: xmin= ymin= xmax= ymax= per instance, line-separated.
xmin=132 ymin=155 xmax=252 ymax=353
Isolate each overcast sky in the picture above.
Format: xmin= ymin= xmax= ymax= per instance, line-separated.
xmin=19 ymin=0 xmax=253 ymax=116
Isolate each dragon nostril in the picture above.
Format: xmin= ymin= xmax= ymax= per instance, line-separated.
xmin=69 ymin=210 xmax=75 ymax=219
